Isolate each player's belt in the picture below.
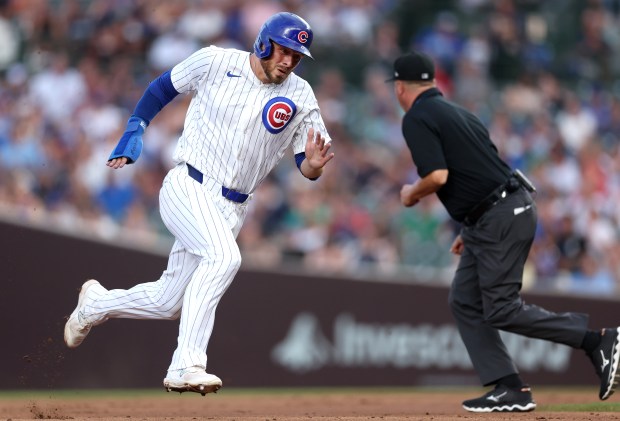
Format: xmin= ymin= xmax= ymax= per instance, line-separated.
xmin=462 ymin=176 xmax=522 ymax=227
xmin=186 ymin=164 xmax=249 ymax=204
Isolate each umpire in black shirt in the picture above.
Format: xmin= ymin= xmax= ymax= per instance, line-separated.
xmin=388 ymin=50 xmax=620 ymax=413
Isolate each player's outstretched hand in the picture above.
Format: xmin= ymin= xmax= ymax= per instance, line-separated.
xmin=107 ymin=157 xmax=129 ymax=169
xmin=107 ymin=116 xmax=146 ymax=169
xmin=304 ymin=128 xmax=334 ymax=169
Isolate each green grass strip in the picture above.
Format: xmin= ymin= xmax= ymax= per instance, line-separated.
xmin=540 ymin=402 xmax=620 ymax=412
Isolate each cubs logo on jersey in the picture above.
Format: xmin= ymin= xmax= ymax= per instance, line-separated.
xmin=262 ymin=97 xmax=297 ymax=134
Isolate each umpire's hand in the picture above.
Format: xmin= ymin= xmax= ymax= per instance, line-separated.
xmin=450 ymin=234 xmax=464 ymax=255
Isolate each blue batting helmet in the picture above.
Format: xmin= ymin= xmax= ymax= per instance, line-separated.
xmin=254 ymin=12 xmax=313 ymax=60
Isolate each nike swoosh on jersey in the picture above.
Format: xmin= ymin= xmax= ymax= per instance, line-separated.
xmin=226 ymin=71 xmax=241 ymax=78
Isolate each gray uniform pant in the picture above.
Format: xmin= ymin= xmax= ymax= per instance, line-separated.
xmin=448 ymin=188 xmax=589 ymax=386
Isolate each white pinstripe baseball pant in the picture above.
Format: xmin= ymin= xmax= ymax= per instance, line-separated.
xmin=84 ymin=163 xmax=249 ymax=372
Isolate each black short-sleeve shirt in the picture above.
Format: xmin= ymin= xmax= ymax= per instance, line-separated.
xmin=402 ymin=87 xmax=512 ymax=222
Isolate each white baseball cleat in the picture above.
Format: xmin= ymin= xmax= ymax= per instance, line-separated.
xmin=163 ymin=367 xmax=222 ymax=396
xmin=64 ymin=279 xmax=106 ymax=348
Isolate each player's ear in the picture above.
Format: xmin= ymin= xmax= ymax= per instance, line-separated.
xmin=260 ymin=41 xmax=272 ymax=57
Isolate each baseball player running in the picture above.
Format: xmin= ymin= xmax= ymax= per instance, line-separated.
xmin=64 ymin=12 xmax=334 ymax=395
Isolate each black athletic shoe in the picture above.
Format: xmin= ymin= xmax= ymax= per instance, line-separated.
xmin=462 ymin=384 xmax=536 ymax=413
xmin=588 ymin=327 xmax=620 ymax=400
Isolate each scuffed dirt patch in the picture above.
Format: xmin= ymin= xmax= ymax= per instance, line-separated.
xmin=0 ymin=388 xmax=618 ymax=420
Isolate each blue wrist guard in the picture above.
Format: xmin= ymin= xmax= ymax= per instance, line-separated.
xmin=108 ymin=116 xmax=147 ymax=164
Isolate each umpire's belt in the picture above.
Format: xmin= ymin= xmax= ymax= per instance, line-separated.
xmin=186 ymin=164 xmax=249 ymax=204
xmin=463 ymin=177 xmax=521 ymax=227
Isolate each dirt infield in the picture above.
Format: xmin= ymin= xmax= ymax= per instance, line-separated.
xmin=1 ymin=388 xmax=619 ymax=420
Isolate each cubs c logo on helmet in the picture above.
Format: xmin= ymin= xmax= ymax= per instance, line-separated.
xmin=262 ymin=97 xmax=297 ymax=134
xmin=298 ymin=31 xmax=309 ymax=44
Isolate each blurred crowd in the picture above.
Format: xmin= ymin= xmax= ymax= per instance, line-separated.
xmin=2 ymin=0 xmax=620 ymax=296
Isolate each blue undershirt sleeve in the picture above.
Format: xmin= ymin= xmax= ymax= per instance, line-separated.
xmin=295 ymin=152 xmax=305 ymax=170
xmin=133 ymin=70 xmax=179 ymax=125
xmin=295 ymin=152 xmax=319 ymax=180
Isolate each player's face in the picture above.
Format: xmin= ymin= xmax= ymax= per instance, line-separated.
xmin=261 ymin=43 xmax=304 ymax=84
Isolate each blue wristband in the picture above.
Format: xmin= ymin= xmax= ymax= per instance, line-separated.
xmin=108 ymin=116 xmax=146 ymax=164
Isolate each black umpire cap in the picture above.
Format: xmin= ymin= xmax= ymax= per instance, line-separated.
xmin=386 ymin=50 xmax=435 ymax=82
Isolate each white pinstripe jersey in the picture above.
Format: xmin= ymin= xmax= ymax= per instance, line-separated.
xmin=169 ymin=46 xmax=330 ymax=194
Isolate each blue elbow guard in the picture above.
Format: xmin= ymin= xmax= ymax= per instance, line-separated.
xmin=108 ymin=116 xmax=147 ymax=164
